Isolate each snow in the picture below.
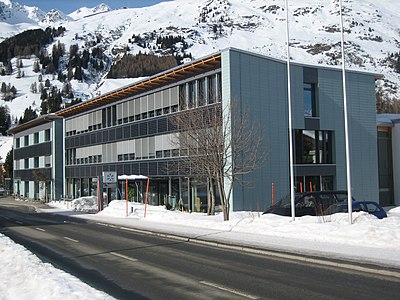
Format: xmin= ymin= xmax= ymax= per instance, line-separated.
xmin=0 ymin=136 xmax=12 ymax=163
xmin=2 ymin=195 xmax=400 ymax=298
xmin=0 ymin=233 xmax=114 ymax=299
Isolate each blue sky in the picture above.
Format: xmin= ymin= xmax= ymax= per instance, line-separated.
xmin=17 ymin=1 xmax=172 ymax=13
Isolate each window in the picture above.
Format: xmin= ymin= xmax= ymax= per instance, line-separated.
xmin=188 ymin=81 xmax=195 ymax=108
xmin=208 ymin=75 xmax=217 ymax=104
xmin=16 ymin=138 xmax=20 ymax=148
xmin=197 ymin=78 xmax=206 ymax=106
xmin=24 ymin=158 xmax=29 ymax=169
xmin=34 ymin=157 xmax=39 ymax=168
xmin=179 ymin=84 xmax=187 ymax=110
xmin=34 ymin=132 xmax=39 ymax=144
xmin=24 ymin=135 xmax=29 ymax=146
xmin=45 ymin=129 xmax=51 ymax=141
xmin=163 ymin=150 xmax=171 ymax=158
xmin=45 ymin=156 xmax=51 ymax=167
xmin=295 ymin=130 xmax=333 ymax=164
xmin=303 ymin=83 xmax=317 ymax=117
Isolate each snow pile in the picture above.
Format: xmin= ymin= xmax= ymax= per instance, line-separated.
xmin=0 ymin=233 xmax=114 ymax=299
xmin=71 ymin=196 xmax=98 ymax=212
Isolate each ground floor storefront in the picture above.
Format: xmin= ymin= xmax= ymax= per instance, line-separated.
xmin=65 ymin=176 xmax=214 ymax=213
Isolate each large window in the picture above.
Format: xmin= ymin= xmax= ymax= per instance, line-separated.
xmin=303 ymin=83 xmax=317 ymax=117
xmin=295 ymin=130 xmax=333 ymax=164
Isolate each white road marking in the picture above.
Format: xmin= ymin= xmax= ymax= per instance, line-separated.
xmin=35 ymin=227 xmax=46 ymax=232
xmin=110 ymin=251 xmax=138 ymax=262
xmin=200 ymin=281 xmax=259 ymax=299
xmin=15 ymin=221 xmax=24 ymax=225
xmin=63 ymin=236 xmax=79 ymax=243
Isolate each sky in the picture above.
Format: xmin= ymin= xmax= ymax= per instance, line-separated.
xmin=16 ymin=0 xmax=172 ymax=13
xmin=1 ymin=196 xmax=400 ymax=298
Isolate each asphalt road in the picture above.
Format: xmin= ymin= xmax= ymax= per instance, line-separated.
xmin=0 ymin=197 xmax=399 ymax=300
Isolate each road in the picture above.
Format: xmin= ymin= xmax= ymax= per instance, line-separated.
xmin=0 ymin=197 xmax=399 ymax=299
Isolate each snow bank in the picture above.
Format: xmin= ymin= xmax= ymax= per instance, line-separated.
xmin=0 ymin=234 xmax=114 ymax=299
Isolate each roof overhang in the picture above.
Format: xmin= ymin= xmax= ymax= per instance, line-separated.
xmin=8 ymin=114 xmax=62 ymax=135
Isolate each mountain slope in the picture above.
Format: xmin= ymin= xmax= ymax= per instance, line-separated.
xmin=0 ymin=0 xmax=399 ymax=122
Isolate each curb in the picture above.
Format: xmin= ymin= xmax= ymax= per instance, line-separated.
xmin=95 ymin=222 xmax=400 ymax=280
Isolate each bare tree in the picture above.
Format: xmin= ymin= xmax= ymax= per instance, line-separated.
xmin=171 ymin=101 xmax=267 ymax=221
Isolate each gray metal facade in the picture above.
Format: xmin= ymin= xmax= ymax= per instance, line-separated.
xmin=222 ymin=49 xmax=379 ymax=211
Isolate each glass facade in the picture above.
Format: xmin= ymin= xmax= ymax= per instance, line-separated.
xmin=295 ymin=130 xmax=333 ymax=164
xmin=64 ymin=72 xmax=222 ymax=201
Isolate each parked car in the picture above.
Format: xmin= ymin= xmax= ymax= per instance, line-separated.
xmin=325 ymin=201 xmax=387 ymax=219
xmin=263 ymin=190 xmax=353 ymax=217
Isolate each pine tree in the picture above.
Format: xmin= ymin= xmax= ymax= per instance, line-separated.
xmin=33 ymin=60 xmax=40 ymax=73
xmin=20 ymin=106 xmax=37 ymax=124
xmin=40 ymin=100 xmax=48 ymax=115
xmin=4 ymin=149 xmax=13 ymax=179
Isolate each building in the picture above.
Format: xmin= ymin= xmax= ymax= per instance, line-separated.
xmin=10 ymin=48 xmax=380 ymax=210
xmin=377 ymin=114 xmax=400 ymax=206
xmin=9 ymin=114 xmax=64 ymax=201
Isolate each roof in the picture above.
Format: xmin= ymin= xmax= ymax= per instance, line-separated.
xmin=377 ymin=114 xmax=400 ymax=127
xmin=56 ymin=53 xmax=222 ymax=118
xmin=7 ymin=114 xmax=62 ymax=135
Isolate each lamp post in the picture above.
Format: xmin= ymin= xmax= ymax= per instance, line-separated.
xmin=285 ymin=0 xmax=296 ymax=222
xmin=339 ymin=0 xmax=353 ymax=224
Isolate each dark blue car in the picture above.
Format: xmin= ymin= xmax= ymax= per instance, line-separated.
xmin=263 ymin=191 xmax=352 ymax=217
xmin=326 ymin=201 xmax=387 ymax=219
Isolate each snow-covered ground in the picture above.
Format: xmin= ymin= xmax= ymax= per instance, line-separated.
xmin=0 ymin=233 xmax=114 ymax=299
xmin=2 ymin=196 xmax=400 ymax=299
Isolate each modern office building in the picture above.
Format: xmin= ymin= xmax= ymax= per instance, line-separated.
xmin=10 ymin=48 xmax=380 ymax=210
xmin=9 ymin=114 xmax=64 ymax=201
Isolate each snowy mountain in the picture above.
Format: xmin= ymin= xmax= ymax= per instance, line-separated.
xmin=0 ymin=0 xmax=46 ymax=23
xmin=39 ymin=9 xmax=72 ymax=24
xmin=68 ymin=3 xmax=111 ymax=20
xmin=0 ymin=0 xmax=400 ymax=124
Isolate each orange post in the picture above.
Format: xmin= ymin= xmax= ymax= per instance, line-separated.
xmin=125 ymin=179 xmax=128 ymax=217
xmin=144 ymin=177 xmax=150 ymax=218
xmin=271 ymin=183 xmax=275 ymax=205
xmin=309 ymin=181 xmax=313 ymax=192
xmin=300 ymin=182 xmax=303 ymax=193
